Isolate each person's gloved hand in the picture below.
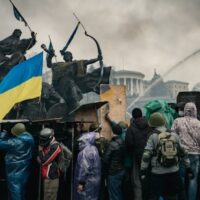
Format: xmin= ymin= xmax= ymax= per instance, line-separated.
xmin=77 ymin=183 xmax=85 ymax=192
xmin=140 ymin=170 xmax=147 ymax=181
xmin=104 ymin=112 xmax=111 ymax=121
xmin=0 ymin=131 xmax=7 ymax=139
xmin=186 ymin=167 xmax=194 ymax=179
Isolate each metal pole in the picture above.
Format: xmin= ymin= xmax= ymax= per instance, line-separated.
xmin=73 ymin=13 xmax=87 ymax=32
xmin=71 ymin=123 xmax=75 ymax=200
xmin=9 ymin=0 xmax=32 ymax=32
xmin=37 ymin=123 xmax=45 ymax=200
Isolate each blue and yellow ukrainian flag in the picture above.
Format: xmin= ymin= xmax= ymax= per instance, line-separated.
xmin=0 ymin=52 xmax=43 ymax=120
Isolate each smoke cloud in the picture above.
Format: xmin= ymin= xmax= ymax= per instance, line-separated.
xmin=1 ymin=0 xmax=200 ymax=88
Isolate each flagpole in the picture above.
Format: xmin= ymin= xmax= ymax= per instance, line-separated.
xmin=60 ymin=20 xmax=80 ymax=55
xmin=25 ymin=22 xmax=32 ymax=33
xmin=9 ymin=0 xmax=36 ymax=52
xmin=48 ymin=35 xmax=57 ymax=62
xmin=9 ymin=0 xmax=32 ymax=33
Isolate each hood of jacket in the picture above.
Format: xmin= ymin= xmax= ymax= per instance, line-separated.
xmin=184 ymin=102 xmax=197 ymax=118
xmin=78 ymin=132 xmax=97 ymax=150
xmin=131 ymin=117 xmax=149 ymax=130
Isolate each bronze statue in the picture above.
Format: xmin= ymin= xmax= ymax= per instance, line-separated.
xmin=41 ymin=18 xmax=111 ymax=114
xmin=0 ymin=29 xmax=36 ymax=80
xmin=5 ymin=82 xmax=64 ymax=120
xmin=19 ymin=82 xmax=64 ymax=120
xmin=44 ymin=46 xmax=102 ymax=111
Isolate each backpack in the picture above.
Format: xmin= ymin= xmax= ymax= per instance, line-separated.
xmin=58 ymin=142 xmax=72 ymax=177
xmin=156 ymin=132 xmax=178 ymax=167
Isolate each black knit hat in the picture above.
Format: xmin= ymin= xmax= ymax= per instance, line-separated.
xmin=132 ymin=108 xmax=142 ymax=119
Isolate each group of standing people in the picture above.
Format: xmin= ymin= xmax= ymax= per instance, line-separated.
xmin=72 ymin=101 xmax=200 ymax=200
xmin=1 ymin=101 xmax=200 ymax=200
xmin=0 ymin=123 xmax=69 ymax=200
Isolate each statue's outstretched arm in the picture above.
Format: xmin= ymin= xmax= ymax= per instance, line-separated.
xmin=41 ymin=44 xmax=55 ymax=68
xmin=27 ymin=32 xmax=37 ymax=50
xmin=85 ymin=54 xmax=102 ymax=65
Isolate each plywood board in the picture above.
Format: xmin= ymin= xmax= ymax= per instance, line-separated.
xmin=100 ymin=85 xmax=126 ymax=139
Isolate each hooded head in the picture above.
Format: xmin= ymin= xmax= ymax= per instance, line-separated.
xmin=78 ymin=132 xmax=97 ymax=150
xmin=184 ymin=102 xmax=197 ymax=118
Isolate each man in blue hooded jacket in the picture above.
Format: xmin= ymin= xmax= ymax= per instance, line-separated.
xmin=0 ymin=123 xmax=34 ymax=200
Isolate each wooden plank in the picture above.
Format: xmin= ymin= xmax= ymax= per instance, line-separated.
xmin=75 ymin=109 xmax=98 ymax=131
xmin=100 ymin=85 xmax=126 ymax=139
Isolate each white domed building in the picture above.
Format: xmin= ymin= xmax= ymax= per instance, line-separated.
xmin=111 ymin=70 xmax=145 ymax=96
xmin=192 ymin=83 xmax=200 ymax=91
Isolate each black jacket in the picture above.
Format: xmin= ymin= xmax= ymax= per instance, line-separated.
xmin=125 ymin=117 xmax=152 ymax=165
xmin=102 ymin=135 xmax=125 ymax=176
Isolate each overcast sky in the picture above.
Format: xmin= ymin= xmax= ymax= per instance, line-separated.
xmin=1 ymin=0 xmax=200 ymax=88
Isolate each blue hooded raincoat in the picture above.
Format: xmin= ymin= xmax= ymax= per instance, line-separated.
xmin=74 ymin=132 xmax=101 ymax=200
xmin=0 ymin=131 xmax=34 ymax=200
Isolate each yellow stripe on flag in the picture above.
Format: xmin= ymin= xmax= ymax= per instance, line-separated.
xmin=0 ymin=77 xmax=42 ymax=120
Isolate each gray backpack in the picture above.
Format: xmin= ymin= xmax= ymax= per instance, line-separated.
xmin=157 ymin=132 xmax=178 ymax=167
xmin=58 ymin=142 xmax=72 ymax=177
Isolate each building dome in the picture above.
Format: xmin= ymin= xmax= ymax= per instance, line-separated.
xmin=192 ymin=83 xmax=200 ymax=91
xmin=111 ymin=69 xmax=145 ymax=96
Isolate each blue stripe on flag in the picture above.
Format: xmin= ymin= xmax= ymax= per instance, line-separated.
xmin=0 ymin=52 xmax=43 ymax=94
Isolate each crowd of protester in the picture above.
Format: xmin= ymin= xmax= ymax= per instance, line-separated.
xmin=0 ymin=101 xmax=200 ymax=200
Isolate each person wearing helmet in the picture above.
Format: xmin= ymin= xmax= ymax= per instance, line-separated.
xmin=0 ymin=123 xmax=34 ymax=200
xmin=37 ymin=128 xmax=61 ymax=200
xmin=140 ymin=112 xmax=193 ymax=200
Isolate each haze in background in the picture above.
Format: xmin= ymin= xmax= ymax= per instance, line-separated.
xmin=1 ymin=0 xmax=200 ymax=88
